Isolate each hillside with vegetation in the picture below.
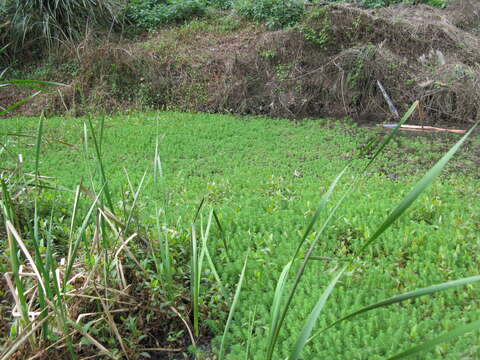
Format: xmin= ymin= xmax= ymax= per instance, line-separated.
xmin=1 ymin=0 xmax=479 ymax=123
xmin=1 ymin=1 xmax=480 ymax=360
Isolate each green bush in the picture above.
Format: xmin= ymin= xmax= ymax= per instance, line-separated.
xmin=234 ymin=0 xmax=304 ymax=29
xmin=1 ymin=0 xmax=122 ymax=52
xmin=126 ymin=0 xmax=207 ymax=31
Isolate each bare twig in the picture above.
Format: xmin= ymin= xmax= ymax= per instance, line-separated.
xmin=169 ymin=306 xmax=196 ymax=348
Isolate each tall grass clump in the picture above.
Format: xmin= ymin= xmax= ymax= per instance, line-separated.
xmin=0 ymin=109 xmax=234 ymax=358
xmin=1 ymin=0 xmax=123 ymax=52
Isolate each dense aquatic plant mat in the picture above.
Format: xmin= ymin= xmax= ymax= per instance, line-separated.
xmin=1 ymin=111 xmax=479 ymax=358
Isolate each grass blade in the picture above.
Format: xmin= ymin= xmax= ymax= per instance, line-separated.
xmin=292 ymin=166 xmax=349 ymax=260
xmin=193 ymin=196 xmax=205 ymax=223
xmin=388 ymin=319 xmax=480 ymax=359
xmin=266 ymin=165 xmax=349 ymax=358
xmin=34 ymin=116 xmax=43 ymax=184
xmin=245 ymin=306 xmax=257 ymax=360
xmin=68 ymin=185 xmax=82 ymax=242
xmin=289 ymin=266 xmax=346 ymax=360
xmin=86 ymin=117 xmax=114 ymax=211
xmin=204 ymin=243 xmax=228 ymax=299
xmin=267 ymin=261 xmax=292 ymax=354
xmin=363 ymin=101 xmax=418 ymax=170
xmin=0 ymin=313 xmax=52 ymax=360
xmin=268 ymin=158 xmax=372 ymax=356
xmin=0 ymin=180 xmax=30 ymax=325
xmin=267 ymin=102 xmax=419 ymax=359
xmin=31 ymin=200 xmax=50 ymax=337
xmin=3 ymin=79 xmax=66 ymax=88
xmin=123 ymin=170 xmax=147 ymax=235
xmin=356 ymin=120 xmax=479 ymax=256
xmin=64 ymin=187 xmax=103 ymax=286
xmin=219 ymin=254 xmax=248 ymax=360
xmin=307 ymin=275 xmax=480 ymax=344
xmin=6 ymin=221 xmax=48 ymax=298
xmin=0 ymin=91 xmax=41 ymax=115
xmin=191 ymin=223 xmax=200 ymax=338
xmin=326 ymin=275 xmax=480 ymax=330
xmin=199 ymin=210 xmax=227 ymax=298
xmin=213 ymin=209 xmax=231 ymax=261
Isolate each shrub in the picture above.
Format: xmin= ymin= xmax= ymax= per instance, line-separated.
xmin=233 ymin=0 xmax=304 ymax=29
xmin=1 ymin=0 xmax=123 ymax=52
xmin=126 ymin=0 xmax=207 ymax=31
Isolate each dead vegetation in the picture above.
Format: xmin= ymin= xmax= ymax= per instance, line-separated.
xmin=3 ymin=0 xmax=480 ymax=125
xmin=0 ymin=212 xmax=201 ymax=360
xmin=0 ymin=168 xmax=205 ymax=359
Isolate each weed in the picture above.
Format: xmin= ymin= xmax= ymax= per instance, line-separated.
xmin=259 ymin=49 xmax=277 ymax=60
xmin=298 ymin=7 xmax=332 ymax=49
xmin=274 ymin=64 xmax=292 ymax=82
xmin=234 ymin=0 xmax=304 ymax=30
xmin=126 ymin=0 xmax=208 ymax=32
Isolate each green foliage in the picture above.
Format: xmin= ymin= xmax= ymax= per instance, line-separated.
xmin=231 ymin=0 xmax=446 ymax=33
xmin=234 ymin=0 xmax=304 ymax=29
xmin=298 ymin=18 xmax=332 ymax=49
xmin=259 ymin=49 xmax=277 ymax=59
xmin=0 ymin=115 xmax=225 ymax=358
xmin=125 ymin=0 xmax=207 ymax=31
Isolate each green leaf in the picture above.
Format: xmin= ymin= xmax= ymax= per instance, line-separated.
xmin=267 ymin=261 xmax=292 ymax=353
xmin=34 ymin=116 xmax=44 ymax=183
xmin=86 ymin=117 xmax=114 ymax=210
xmin=219 ymin=254 xmax=248 ymax=360
xmin=363 ymin=101 xmax=418 ymax=170
xmin=289 ymin=266 xmax=347 ymax=360
xmin=266 ymin=165 xmax=349 ymax=359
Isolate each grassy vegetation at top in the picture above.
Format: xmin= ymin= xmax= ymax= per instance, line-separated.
xmin=0 ymin=0 xmax=448 ymax=54
xmin=125 ymin=0 xmax=448 ymax=32
xmin=1 ymin=111 xmax=479 ymax=358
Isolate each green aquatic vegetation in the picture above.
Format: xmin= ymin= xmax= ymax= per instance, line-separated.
xmin=1 ymin=111 xmax=478 ymax=358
